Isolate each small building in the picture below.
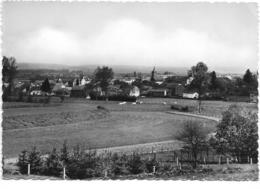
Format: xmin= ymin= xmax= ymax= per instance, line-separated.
xmin=107 ymin=85 xmax=122 ymax=96
xmin=147 ymin=88 xmax=170 ymax=97
xmin=166 ymin=83 xmax=185 ymax=97
xmin=183 ymin=92 xmax=199 ymax=99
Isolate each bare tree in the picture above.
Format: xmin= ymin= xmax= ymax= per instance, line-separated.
xmin=176 ymin=120 xmax=210 ymax=168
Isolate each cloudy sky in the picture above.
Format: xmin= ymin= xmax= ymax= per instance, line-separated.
xmin=2 ymin=2 xmax=258 ymax=72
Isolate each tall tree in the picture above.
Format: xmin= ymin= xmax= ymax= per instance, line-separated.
xmin=243 ymin=69 xmax=254 ymax=84
xmin=2 ymin=56 xmax=18 ymax=98
xmin=150 ymin=66 xmax=156 ymax=82
xmin=188 ymin=62 xmax=209 ymax=112
xmin=41 ymin=78 xmax=51 ymax=93
xmin=94 ymin=66 xmax=114 ymax=98
xmin=209 ymin=71 xmax=217 ymax=90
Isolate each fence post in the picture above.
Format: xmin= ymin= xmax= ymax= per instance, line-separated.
xmin=226 ymin=158 xmax=229 ymax=165
xmin=176 ymin=157 xmax=179 ymax=166
xmin=250 ymin=158 xmax=253 ymax=165
xmin=104 ymin=170 xmax=108 ymax=178
xmin=203 ymin=157 xmax=206 ymax=165
xmin=153 ymin=166 xmax=156 ymax=174
xmin=27 ymin=164 xmax=30 ymax=176
xmin=63 ymin=167 xmax=66 ymax=180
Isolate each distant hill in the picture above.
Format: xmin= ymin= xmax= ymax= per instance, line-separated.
xmin=17 ymin=63 xmax=189 ymax=75
xmin=17 ymin=62 xmax=251 ymax=76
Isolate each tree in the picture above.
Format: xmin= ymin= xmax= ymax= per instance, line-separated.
xmin=176 ymin=120 xmax=210 ymax=168
xmin=209 ymin=71 xmax=217 ymax=90
xmin=17 ymin=150 xmax=30 ymax=174
xmin=243 ymin=69 xmax=254 ymax=84
xmin=213 ymin=104 xmax=258 ymax=162
xmin=2 ymin=56 xmax=18 ymax=99
xmin=60 ymin=141 xmax=70 ymax=167
xmin=150 ymin=66 xmax=156 ymax=82
xmin=41 ymin=78 xmax=51 ymax=93
xmin=188 ymin=62 xmax=209 ymax=112
xmin=43 ymin=148 xmax=62 ymax=176
xmin=94 ymin=66 xmax=114 ymax=98
xmin=28 ymin=147 xmax=43 ymax=174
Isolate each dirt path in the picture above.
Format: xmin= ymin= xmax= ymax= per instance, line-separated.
xmin=165 ymin=111 xmax=221 ymax=122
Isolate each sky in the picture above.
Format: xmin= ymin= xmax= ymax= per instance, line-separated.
xmin=2 ymin=2 xmax=258 ymax=73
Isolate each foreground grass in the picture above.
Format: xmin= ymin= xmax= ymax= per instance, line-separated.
xmin=3 ymin=164 xmax=258 ymax=181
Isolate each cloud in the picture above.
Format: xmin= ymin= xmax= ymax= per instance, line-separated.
xmin=16 ymin=19 xmax=256 ymax=70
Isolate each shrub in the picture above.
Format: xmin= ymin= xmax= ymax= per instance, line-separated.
xmin=127 ymin=153 xmax=145 ymax=174
xmin=144 ymin=156 xmax=159 ymax=173
xmin=97 ymin=105 xmax=106 ymax=110
xmin=28 ymin=147 xmax=43 ymax=174
xmin=42 ymin=148 xmax=62 ymax=177
xmin=171 ymin=104 xmax=189 ymax=112
xmin=111 ymin=153 xmax=129 ymax=176
xmin=17 ymin=147 xmax=43 ymax=175
xmin=17 ymin=150 xmax=30 ymax=174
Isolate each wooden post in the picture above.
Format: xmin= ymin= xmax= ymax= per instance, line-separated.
xmin=104 ymin=170 xmax=108 ymax=178
xmin=203 ymin=157 xmax=206 ymax=165
xmin=153 ymin=166 xmax=156 ymax=174
xmin=226 ymin=158 xmax=229 ymax=165
xmin=27 ymin=164 xmax=30 ymax=176
xmin=176 ymin=157 xmax=179 ymax=166
xmin=250 ymin=158 xmax=253 ymax=165
xmin=63 ymin=167 xmax=66 ymax=180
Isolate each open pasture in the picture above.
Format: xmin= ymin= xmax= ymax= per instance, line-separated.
xmin=141 ymin=97 xmax=258 ymax=118
xmin=4 ymin=97 xmax=256 ymax=159
xmin=3 ymin=100 xmax=217 ymax=158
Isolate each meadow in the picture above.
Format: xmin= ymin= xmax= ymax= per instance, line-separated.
xmin=2 ymin=97 xmax=257 ymax=159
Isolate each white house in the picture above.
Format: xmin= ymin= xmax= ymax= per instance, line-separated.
xmin=183 ymin=92 xmax=199 ymax=99
xmin=129 ymin=86 xmax=140 ymax=97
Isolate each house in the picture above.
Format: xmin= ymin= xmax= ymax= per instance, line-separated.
xmin=147 ymin=89 xmax=170 ymax=97
xmin=183 ymin=92 xmax=199 ymax=99
xmin=129 ymin=86 xmax=140 ymax=97
xmin=81 ymin=76 xmax=91 ymax=86
xmin=70 ymin=85 xmax=86 ymax=98
xmin=107 ymin=85 xmax=122 ymax=96
xmin=166 ymin=83 xmax=185 ymax=97
xmin=186 ymin=77 xmax=194 ymax=86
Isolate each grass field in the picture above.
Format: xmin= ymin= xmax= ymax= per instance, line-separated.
xmin=2 ymin=97 xmax=257 ymax=159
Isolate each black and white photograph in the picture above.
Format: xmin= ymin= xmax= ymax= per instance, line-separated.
xmin=1 ymin=1 xmax=259 ymax=181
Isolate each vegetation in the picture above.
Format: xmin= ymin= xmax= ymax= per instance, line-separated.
xmin=176 ymin=120 xmax=210 ymax=168
xmin=188 ymin=62 xmax=209 ymax=112
xmin=2 ymin=56 xmax=18 ymax=101
xmin=94 ymin=66 xmax=114 ymax=97
xmin=212 ymin=104 xmax=258 ymax=162
xmin=41 ymin=78 xmax=51 ymax=93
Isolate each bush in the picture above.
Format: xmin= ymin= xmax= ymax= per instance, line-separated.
xmin=127 ymin=153 xmax=145 ymax=174
xmin=42 ymin=148 xmax=62 ymax=177
xmin=111 ymin=153 xmax=129 ymax=176
xmin=90 ymin=94 xmax=137 ymax=102
xmin=144 ymin=156 xmax=159 ymax=173
xmin=17 ymin=150 xmax=30 ymax=174
xmin=171 ymin=104 xmax=189 ymax=112
xmin=17 ymin=147 xmax=43 ymax=175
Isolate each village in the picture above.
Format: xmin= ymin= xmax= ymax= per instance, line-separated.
xmin=4 ymin=65 xmax=258 ymax=104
